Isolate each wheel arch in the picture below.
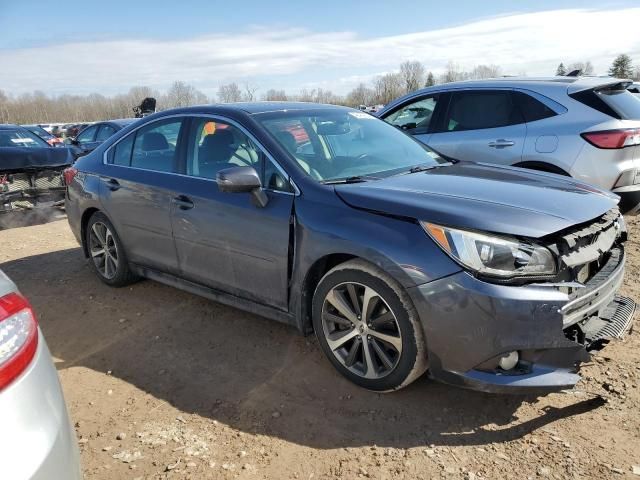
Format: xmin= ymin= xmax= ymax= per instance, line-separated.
xmin=80 ymin=207 xmax=101 ymax=258
xmin=512 ymin=161 xmax=571 ymax=176
xmin=298 ymin=253 xmax=359 ymax=335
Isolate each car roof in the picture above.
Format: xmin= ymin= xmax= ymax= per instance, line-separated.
xmin=410 ymin=76 xmax=633 ymax=95
xmin=0 ymin=124 xmax=23 ymax=130
xmin=156 ymin=102 xmax=352 ymax=117
xmin=108 ymin=118 xmax=137 ymax=127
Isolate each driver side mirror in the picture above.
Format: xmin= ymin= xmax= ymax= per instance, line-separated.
xmin=216 ymin=166 xmax=269 ymax=208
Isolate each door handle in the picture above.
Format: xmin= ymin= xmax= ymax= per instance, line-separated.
xmin=172 ymin=195 xmax=194 ymax=210
xmin=488 ymin=139 xmax=515 ymax=148
xmin=102 ymin=178 xmax=121 ymax=191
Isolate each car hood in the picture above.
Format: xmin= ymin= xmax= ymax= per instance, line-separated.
xmin=0 ymin=146 xmax=74 ymax=172
xmin=334 ymin=162 xmax=619 ymax=238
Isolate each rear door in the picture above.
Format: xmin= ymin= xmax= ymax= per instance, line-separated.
xmin=427 ymin=89 xmax=526 ymax=165
xmin=170 ymin=116 xmax=295 ymax=310
xmin=101 ymin=117 xmax=187 ymax=273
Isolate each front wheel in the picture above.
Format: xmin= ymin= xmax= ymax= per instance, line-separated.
xmin=312 ymin=260 xmax=427 ymax=392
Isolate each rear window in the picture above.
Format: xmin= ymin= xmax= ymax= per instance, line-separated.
xmin=512 ymin=92 xmax=558 ymax=123
xmin=570 ymin=86 xmax=640 ymax=119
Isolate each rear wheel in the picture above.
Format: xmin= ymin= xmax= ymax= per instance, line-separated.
xmin=312 ymin=260 xmax=427 ymax=391
xmin=85 ymin=212 xmax=138 ymax=287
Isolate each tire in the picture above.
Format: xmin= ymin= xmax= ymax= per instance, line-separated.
xmin=312 ymin=259 xmax=428 ymax=392
xmin=85 ymin=211 xmax=138 ymax=287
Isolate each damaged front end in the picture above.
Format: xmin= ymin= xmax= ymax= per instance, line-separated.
xmin=410 ymin=208 xmax=635 ymax=394
xmin=550 ymin=209 xmax=635 ymax=353
xmin=0 ymin=147 xmax=73 ymax=213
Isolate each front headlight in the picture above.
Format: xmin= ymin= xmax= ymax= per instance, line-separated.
xmin=421 ymin=222 xmax=556 ymax=278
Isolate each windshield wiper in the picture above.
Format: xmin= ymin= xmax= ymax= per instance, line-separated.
xmin=322 ymin=175 xmax=378 ymax=185
xmin=393 ymin=162 xmax=453 ymax=177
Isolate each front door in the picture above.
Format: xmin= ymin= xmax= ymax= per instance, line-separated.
xmin=170 ymin=117 xmax=295 ymax=310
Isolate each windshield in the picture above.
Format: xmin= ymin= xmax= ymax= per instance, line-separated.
xmin=257 ymin=109 xmax=448 ymax=182
xmin=24 ymin=125 xmax=53 ymax=140
xmin=0 ymin=129 xmax=49 ymax=148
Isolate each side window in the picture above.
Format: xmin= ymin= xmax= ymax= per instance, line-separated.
xmin=96 ymin=124 xmax=117 ymax=142
xmin=186 ymin=118 xmax=292 ymax=192
xmin=76 ymin=125 xmax=97 ymax=144
xmin=512 ymin=92 xmax=557 ymax=123
xmin=383 ymin=95 xmax=440 ymax=134
xmin=110 ymin=134 xmax=135 ymax=166
xmin=264 ymin=158 xmax=293 ymax=193
xmin=443 ymin=90 xmax=523 ymax=132
xmin=130 ymin=119 xmax=182 ymax=173
xmin=186 ymin=118 xmax=260 ymax=180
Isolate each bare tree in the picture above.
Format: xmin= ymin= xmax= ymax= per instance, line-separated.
xmin=217 ymin=83 xmax=243 ymax=103
xmin=440 ymin=61 xmax=468 ymax=83
xmin=263 ymin=89 xmax=288 ymax=101
xmin=242 ymin=82 xmax=259 ymax=101
xmin=373 ymin=73 xmax=404 ymax=104
xmin=469 ymin=64 xmax=501 ymax=79
xmin=162 ymin=81 xmax=207 ymax=109
xmin=345 ymin=83 xmax=375 ymax=107
xmin=399 ymin=61 xmax=425 ymax=94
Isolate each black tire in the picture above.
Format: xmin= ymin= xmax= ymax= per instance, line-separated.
xmin=85 ymin=211 xmax=138 ymax=287
xmin=312 ymin=259 xmax=428 ymax=392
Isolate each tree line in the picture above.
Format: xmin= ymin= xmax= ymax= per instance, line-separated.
xmin=1 ymin=54 xmax=638 ymax=124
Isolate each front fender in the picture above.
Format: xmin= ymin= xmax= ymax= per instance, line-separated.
xmin=289 ymin=194 xmax=462 ymax=332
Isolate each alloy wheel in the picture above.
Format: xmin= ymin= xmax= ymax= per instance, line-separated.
xmin=321 ymin=282 xmax=402 ymax=379
xmin=89 ymin=222 xmax=118 ymax=280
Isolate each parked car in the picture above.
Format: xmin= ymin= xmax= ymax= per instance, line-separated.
xmin=67 ymin=119 xmax=136 ymax=159
xmin=0 ymin=269 xmax=82 ymax=479
xmin=377 ymin=77 xmax=640 ymax=214
xmin=22 ymin=124 xmax=65 ymax=147
xmin=0 ymin=125 xmax=73 ymax=212
xmin=65 ymin=103 xmax=634 ymax=394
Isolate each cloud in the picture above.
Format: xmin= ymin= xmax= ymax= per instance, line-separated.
xmin=2 ymin=7 xmax=639 ymax=96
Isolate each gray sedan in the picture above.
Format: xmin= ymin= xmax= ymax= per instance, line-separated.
xmin=65 ymin=103 xmax=634 ymax=394
xmin=0 ymin=269 xmax=82 ymax=479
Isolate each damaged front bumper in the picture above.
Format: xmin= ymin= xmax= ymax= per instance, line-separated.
xmin=408 ymin=247 xmax=635 ymax=394
xmin=1 ymin=170 xmax=66 ymax=213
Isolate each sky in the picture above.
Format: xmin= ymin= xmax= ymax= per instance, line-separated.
xmin=1 ymin=0 xmax=640 ymax=98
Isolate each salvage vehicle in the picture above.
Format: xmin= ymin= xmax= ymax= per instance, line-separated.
xmin=0 ymin=269 xmax=82 ymax=479
xmin=22 ymin=124 xmax=65 ymax=147
xmin=377 ymin=77 xmax=640 ymax=214
xmin=1 ymin=125 xmax=73 ymax=213
xmin=67 ymin=119 xmax=135 ymax=160
xmin=65 ymin=103 xmax=635 ymax=393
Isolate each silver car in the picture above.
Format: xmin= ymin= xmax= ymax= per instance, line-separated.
xmin=378 ymin=77 xmax=640 ymax=213
xmin=0 ymin=269 xmax=82 ymax=479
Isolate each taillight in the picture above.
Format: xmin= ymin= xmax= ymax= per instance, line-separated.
xmin=581 ymin=129 xmax=640 ymax=149
xmin=63 ymin=166 xmax=78 ymax=186
xmin=0 ymin=292 xmax=38 ymax=391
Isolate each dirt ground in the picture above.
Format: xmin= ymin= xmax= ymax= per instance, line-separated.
xmin=1 ymin=211 xmax=639 ymax=480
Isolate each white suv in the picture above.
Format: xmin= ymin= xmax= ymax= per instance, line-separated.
xmin=378 ymin=77 xmax=640 ymax=213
